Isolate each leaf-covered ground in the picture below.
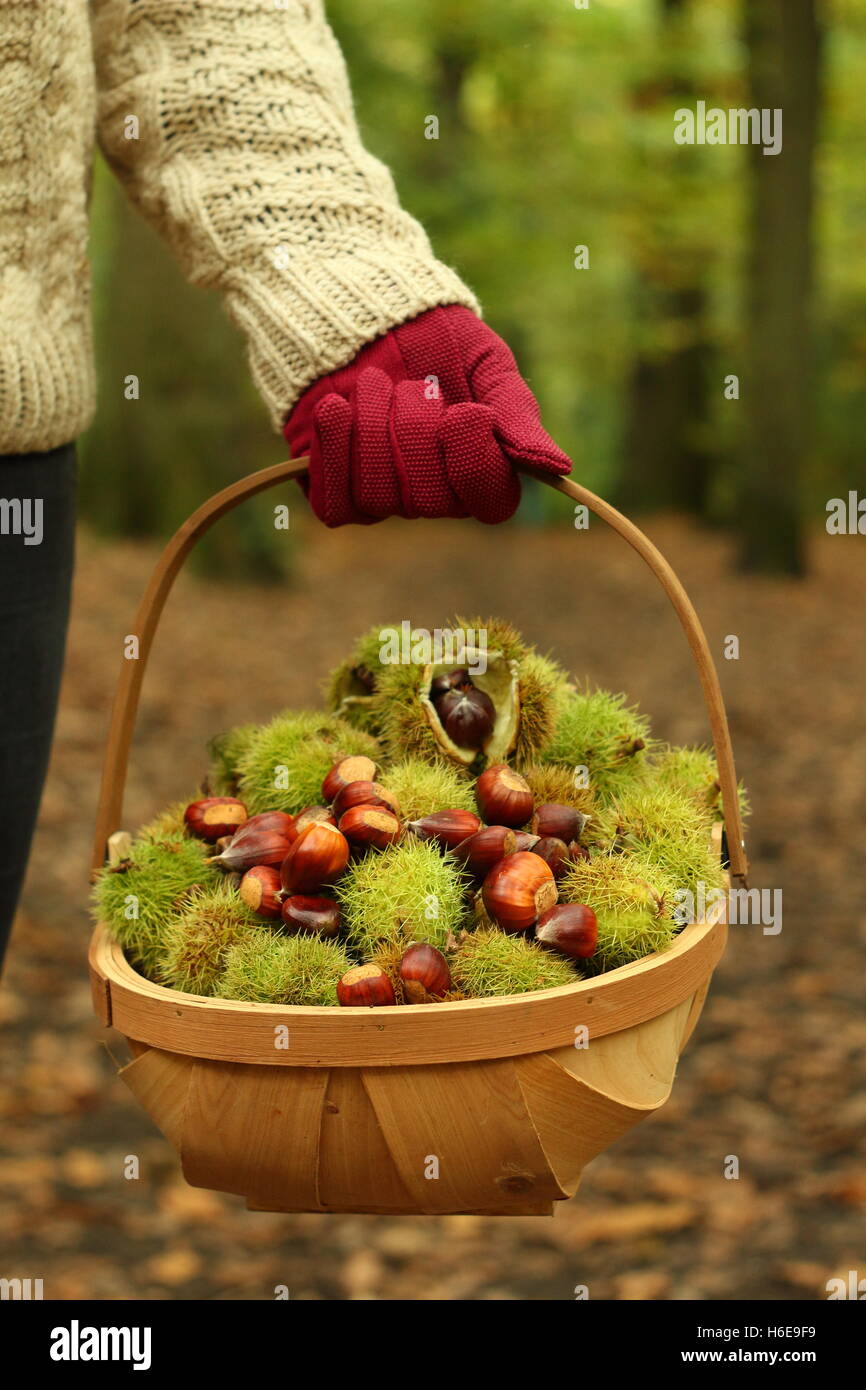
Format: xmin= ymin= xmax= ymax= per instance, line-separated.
xmin=2 ymin=506 xmax=863 ymax=1301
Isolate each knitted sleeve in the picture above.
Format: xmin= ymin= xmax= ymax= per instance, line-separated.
xmin=90 ymin=0 xmax=480 ymax=429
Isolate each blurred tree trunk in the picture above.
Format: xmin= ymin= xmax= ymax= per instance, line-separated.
xmin=621 ymin=284 xmax=713 ymax=514
xmin=738 ymin=0 xmax=820 ymax=574
xmin=618 ymin=0 xmax=713 ymax=517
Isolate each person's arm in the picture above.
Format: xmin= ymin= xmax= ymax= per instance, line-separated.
xmin=90 ymin=0 xmax=478 ymax=430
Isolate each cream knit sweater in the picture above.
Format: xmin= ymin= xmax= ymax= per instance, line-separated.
xmin=0 ymin=0 xmax=478 ymax=455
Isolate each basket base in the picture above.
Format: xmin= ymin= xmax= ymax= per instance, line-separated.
xmin=245 ymin=1199 xmax=561 ymax=1217
xmin=110 ymin=978 xmax=709 ymax=1216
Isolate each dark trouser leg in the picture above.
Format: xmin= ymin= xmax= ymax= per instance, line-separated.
xmin=0 ymin=443 xmax=76 ymax=971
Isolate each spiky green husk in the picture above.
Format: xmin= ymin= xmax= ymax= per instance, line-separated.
xmin=159 ymin=884 xmax=260 ymax=996
xmin=383 ymin=757 xmax=475 ymax=821
xmin=237 ymin=710 xmax=380 ymax=814
xmin=218 ymin=930 xmax=351 ymax=1006
xmin=137 ymin=799 xmax=195 ymax=844
xmin=579 ymin=803 xmax=622 ymax=852
xmin=450 ymin=928 xmax=577 ymax=997
xmin=325 ymin=625 xmax=398 ymax=732
xmin=514 ymin=652 xmax=572 ymax=766
xmin=450 ymin=617 xmax=571 ymax=765
xmin=337 ymin=838 xmax=470 ymax=954
xmin=542 ymin=686 xmax=652 ymax=801
xmin=559 ymin=850 xmax=679 ymax=974
xmin=651 ymin=744 xmax=750 ymax=824
xmin=371 ymin=617 xmax=511 ymax=765
xmin=521 ymin=762 xmax=596 ymax=819
xmin=207 ymin=723 xmax=260 ymax=795
xmin=91 ymin=838 xmax=217 ymax=977
xmin=450 ymin=614 xmax=529 ymax=664
xmin=372 ymin=617 xmax=568 ymax=769
xmin=370 ymin=661 xmax=439 ymax=765
xmin=369 ymin=939 xmax=408 ymax=1005
xmin=603 ymin=783 xmax=727 ymax=896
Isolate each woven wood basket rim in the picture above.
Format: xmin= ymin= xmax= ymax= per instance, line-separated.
xmin=89 ymin=903 xmax=727 ymax=1067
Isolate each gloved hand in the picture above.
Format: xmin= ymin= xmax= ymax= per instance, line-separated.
xmin=283 ymin=306 xmax=571 ymax=527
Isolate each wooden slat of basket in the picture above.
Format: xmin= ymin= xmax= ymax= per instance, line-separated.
xmin=361 ymin=1057 xmax=569 ymax=1214
xmin=316 ymin=1068 xmax=413 ymax=1212
xmin=548 ymin=992 xmax=694 ymax=1106
xmin=679 ymin=978 xmax=711 ymax=1053
xmin=119 ymin=1046 xmax=193 ymax=1151
xmin=179 ymin=1059 xmax=329 ymax=1210
xmin=514 ymin=992 xmax=695 ymax=1192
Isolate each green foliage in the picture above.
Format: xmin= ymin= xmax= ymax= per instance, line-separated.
xmin=449 ymin=614 xmax=530 ymax=665
xmin=238 ymin=710 xmax=380 ymax=814
xmin=91 ymin=838 xmax=217 ymax=977
xmin=81 ymin=2 xmax=854 ymax=564
xmin=337 ymin=838 xmax=470 ymax=954
xmin=542 ymin=687 xmax=652 ymax=801
xmin=450 ymin=927 xmax=577 ymax=998
xmin=218 ymin=931 xmax=351 ymax=1006
xmin=383 ymin=757 xmax=475 ymax=821
xmin=159 ymin=884 xmax=260 ymax=996
xmin=326 ymin=625 xmax=393 ymax=695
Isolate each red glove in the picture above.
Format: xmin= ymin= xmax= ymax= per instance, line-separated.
xmin=283 ymin=305 xmax=571 ymax=527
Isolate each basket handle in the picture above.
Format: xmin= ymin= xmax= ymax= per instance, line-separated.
xmin=90 ymin=458 xmax=749 ymax=887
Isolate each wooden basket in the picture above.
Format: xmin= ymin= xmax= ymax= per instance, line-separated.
xmin=88 ymin=459 xmax=748 ymax=1217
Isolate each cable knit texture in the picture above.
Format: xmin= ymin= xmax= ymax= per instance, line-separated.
xmin=0 ymin=0 xmax=478 ymax=454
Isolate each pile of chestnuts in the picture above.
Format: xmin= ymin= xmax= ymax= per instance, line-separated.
xmin=181 ymin=754 xmax=598 ymax=1007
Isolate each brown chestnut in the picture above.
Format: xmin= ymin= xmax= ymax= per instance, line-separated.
xmin=430 ymin=667 xmax=472 ymax=701
xmin=281 ymin=894 xmax=341 ymax=939
xmin=529 ymin=803 xmax=586 ymax=844
xmin=321 ymin=755 xmax=378 ymax=804
xmin=481 ymin=851 xmax=558 ymax=933
xmin=530 ymin=836 xmax=572 ymax=882
xmin=332 ymin=779 xmax=400 ymax=820
xmin=239 ymin=865 xmax=283 ymax=919
xmin=293 ymin=804 xmax=337 ymax=836
xmin=453 ymin=825 xmax=517 ymax=879
xmin=513 ymin=830 xmax=541 ymax=853
xmin=209 ymin=813 xmax=296 ymax=872
xmin=336 ymin=964 xmax=397 ymax=1007
xmin=399 ymin=943 xmax=452 ymax=1003
xmin=475 ymin=765 xmax=533 ymax=828
xmin=184 ymin=797 xmax=247 ymax=842
xmin=338 ymin=804 xmax=403 ymax=849
xmin=406 ymin=808 xmax=482 ymax=850
xmin=535 ymin=903 xmax=598 ymax=959
xmin=438 ymin=686 xmax=495 ymax=750
xmin=280 ymin=821 xmax=350 ymax=894
xmin=242 ymin=810 xmax=297 ymax=837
